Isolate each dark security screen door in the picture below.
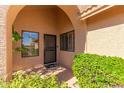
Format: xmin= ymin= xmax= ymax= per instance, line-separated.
xmin=44 ymin=34 xmax=56 ymax=68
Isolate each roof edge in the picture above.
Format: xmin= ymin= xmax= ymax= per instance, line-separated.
xmin=80 ymin=5 xmax=115 ymax=20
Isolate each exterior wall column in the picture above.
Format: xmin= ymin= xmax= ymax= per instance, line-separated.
xmin=0 ymin=5 xmax=12 ymax=80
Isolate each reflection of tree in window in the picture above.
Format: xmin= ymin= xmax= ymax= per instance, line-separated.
xmin=22 ymin=31 xmax=39 ymax=57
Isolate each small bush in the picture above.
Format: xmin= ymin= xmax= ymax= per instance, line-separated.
xmin=72 ymin=53 xmax=124 ymax=88
xmin=0 ymin=71 xmax=68 ymax=88
xmin=0 ymin=79 xmax=7 ymax=88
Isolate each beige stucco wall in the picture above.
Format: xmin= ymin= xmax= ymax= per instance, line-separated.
xmin=86 ymin=6 xmax=124 ymax=58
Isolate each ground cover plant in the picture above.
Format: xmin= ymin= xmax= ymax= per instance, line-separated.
xmin=0 ymin=71 xmax=68 ymax=88
xmin=72 ymin=53 xmax=124 ymax=88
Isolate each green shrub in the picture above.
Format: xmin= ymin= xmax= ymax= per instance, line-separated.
xmin=0 ymin=78 xmax=7 ymax=88
xmin=0 ymin=71 xmax=68 ymax=88
xmin=72 ymin=53 xmax=124 ymax=88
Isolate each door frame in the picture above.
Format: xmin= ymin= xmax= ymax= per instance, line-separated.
xmin=44 ymin=34 xmax=57 ymax=66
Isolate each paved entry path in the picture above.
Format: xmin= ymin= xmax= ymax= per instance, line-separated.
xmin=24 ymin=66 xmax=78 ymax=88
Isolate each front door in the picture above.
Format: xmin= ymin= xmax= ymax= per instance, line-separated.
xmin=44 ymin=34 xmax=57 ymax=68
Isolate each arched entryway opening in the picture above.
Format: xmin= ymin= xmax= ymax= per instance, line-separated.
xmin=6 ymin=5 xmax=86 ymax=80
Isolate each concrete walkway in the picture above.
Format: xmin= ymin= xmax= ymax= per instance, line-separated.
xmin=24 ymin=66 xmax=78 ymax=88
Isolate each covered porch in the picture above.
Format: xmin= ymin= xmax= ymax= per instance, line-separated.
xmin=12 ymin=5 xmax=75 ymax=71
xmin=6 ymin=5 xmax=86 ymax=80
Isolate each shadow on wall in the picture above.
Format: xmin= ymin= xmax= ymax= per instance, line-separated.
xmin=87 ymin=6 xmax=124 ymax=31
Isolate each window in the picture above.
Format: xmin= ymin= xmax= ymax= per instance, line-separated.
xmin=22 ymin=31 xmax=39 ymax=57
xmin=60 ymin=30 xmax=74 ymax=52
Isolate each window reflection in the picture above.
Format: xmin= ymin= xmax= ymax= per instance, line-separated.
xmin=22 ymin=31 xmax=39 ymax=57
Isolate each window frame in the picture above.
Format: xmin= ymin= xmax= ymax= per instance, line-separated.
xmin=60 ymin=30 xmax=75 ymax=52
xmin=21 ymin=30 xmax=40 ymax=57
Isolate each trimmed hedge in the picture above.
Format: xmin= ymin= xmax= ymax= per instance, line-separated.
xmin=0 ymin=71 xmax=68 ymax=88
xmin=72 ymin=53 xmax=124 ymax=88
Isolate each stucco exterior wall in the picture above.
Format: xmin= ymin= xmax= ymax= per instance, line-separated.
xmin=56 ymin=6 xmax=87 ymax=68
xmin=0 ymin=5 xmax=10 ymax=79
xmin=56 ymin=8 xmax=74 ymax=68
xmin=86 ymin=6 xmax=124 ymax=58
